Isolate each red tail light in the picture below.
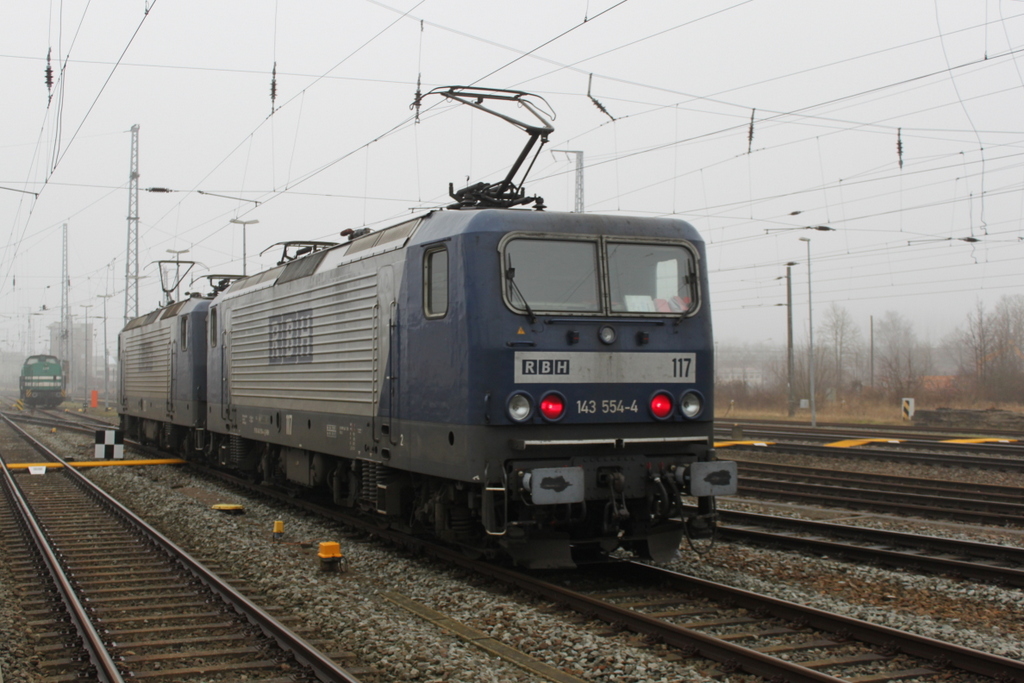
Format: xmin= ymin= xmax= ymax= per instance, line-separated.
xmin=539 ymin=393 xmax=566 ymax=421
xmin=650 ymin=392 xmax=673 ymax=419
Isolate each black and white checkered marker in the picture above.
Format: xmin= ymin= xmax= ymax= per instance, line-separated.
xmin=94 ymin=430 xmax=124 ymax=460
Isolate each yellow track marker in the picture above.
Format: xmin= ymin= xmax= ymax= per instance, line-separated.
xmin=5 ymin=458 xmax=186 ymax=470
xmin=825 ymin=438 xmax=903 ymax=448
xmin=941 ymin=438 xmax=1018 ymax=444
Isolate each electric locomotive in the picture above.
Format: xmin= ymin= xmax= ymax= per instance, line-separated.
xmin=119 ymin=296 xmax=209 ymax=451
xmin=119 ymin=208 xmax=733 ymax=567
xmin=118 ymin=87 xmax=735 ymax=568
xmin=20 ymin=354 xmax=65 ymax=408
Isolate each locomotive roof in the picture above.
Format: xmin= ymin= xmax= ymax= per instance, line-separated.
xmin=123 ymin=295 xmax=211 ymax=330
xmin=408 ymin=208 xmax=705 ymax=246
xmin=213 ymin=208 xmax=704 ymax=302
xmin=25 ymin=354 xmax=60 ymax=363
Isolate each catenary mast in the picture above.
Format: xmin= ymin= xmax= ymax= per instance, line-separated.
xmin=124 ymin=124 xmax=140 ymax=324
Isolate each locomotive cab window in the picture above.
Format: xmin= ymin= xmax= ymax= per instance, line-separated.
xmin=503 ymin=238 xmax=600 ymax=313
xmin=209 ymin=307 xmax=218 ymax=347
xmin=608 ymin=242 xmax=698 ymax=315
xmin=424 ymin=247 xmax=448 ymax=318
xmin=180 ymin=316 xmax=189 ymax=350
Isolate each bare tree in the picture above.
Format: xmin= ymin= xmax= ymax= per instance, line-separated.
xmin=875 ymin=311 xmax=930 ymax=399
xmin=818 ymin=303 xmax=861 ymax=399
xmin=956 ymin=300 xmax=992 ymax=389
xmin=988 ymin=295 xmax=1024 ymax=402
xmin=952 ymin=295 xmax=1024 ymax=402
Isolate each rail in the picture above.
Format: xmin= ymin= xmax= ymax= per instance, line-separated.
xmin=0 ymin=414 xmax=362 ymax=683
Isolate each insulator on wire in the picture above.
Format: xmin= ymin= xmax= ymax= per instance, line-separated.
xmin=45 ymin=48 xmax=54 ymax=94
xmin=897 ymin=128 xmax=904 ymax=169
xmin=587 ymin=73 xmax=614 ymax=122
xmin=413 ymin=74 xmax=422 ymax=123
xmin=270 ymin=62 xmax=278 ymax=113
xmin=413 ymin=19 xmax=424 ymax=123
xmin=747 ymin=108 xmax=755 ymax=154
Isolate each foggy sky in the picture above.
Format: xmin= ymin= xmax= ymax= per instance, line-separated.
xmin=2 ymin=0 xmax=1021 ymax=355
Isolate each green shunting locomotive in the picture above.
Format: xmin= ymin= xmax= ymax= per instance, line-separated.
xmin=20 ymin=355 xmax=66 ymax=408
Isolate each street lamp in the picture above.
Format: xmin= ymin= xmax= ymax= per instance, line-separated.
xmin=229 ymin=218 xmax=259 ymax=276
xmin=798 ymin=237 xmax=816 ymax=427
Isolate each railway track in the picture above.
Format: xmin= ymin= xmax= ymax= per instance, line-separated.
xmin=12 ymin=409 xmax=1024 ymax=682
xmin=717 ymin=509 xmax=1024 ymax=587
xmin=716 ymin=418 xmax=1024 ymax=441
xmin=183 ymin=462 xmax=1024 ymax=683
xmin=0 ymin=406 xmax=117 ymax=439
xmin=0 ymin=414 xmax=363 ymax=683
xmin=717 ymin=439 xmax=1024 ymax=472
xmin=734 ymin=459 xmax=1024 ymax=527
xmin=520 ymin=560 xmax=1024 ymax=683
xmin=715 ymin=419 xmax=1024 ymax=461
xmin=38 ymin=406 xmax=120 ymax=429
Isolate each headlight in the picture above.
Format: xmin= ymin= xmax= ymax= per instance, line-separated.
xmin=507 ymin=392 xmax=534 ymax=422
xmin=598 ymin=325 xmax=617 ymax=345
xmin=679 ymin=391 xmax=703 ymax=419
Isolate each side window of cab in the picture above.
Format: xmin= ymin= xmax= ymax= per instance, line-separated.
xmin=180 ymin=316 xmax=189 ymax=350
xmin=424 ymin=247 xmax=448 ymax=318
xmin=209 ymin=307 xmax=218 ymax=347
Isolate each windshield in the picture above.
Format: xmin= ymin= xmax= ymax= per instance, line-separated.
xmin=502 ymin=237 xmax=699 ymax=316
xmin=607 ymin=242 xmax=697 ymax=314
xmin=504 ymin=238 xmax=600 ymax=312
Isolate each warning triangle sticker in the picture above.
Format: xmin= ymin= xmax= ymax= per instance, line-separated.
xmin=517 ymin=327 xmax=526 ymax=335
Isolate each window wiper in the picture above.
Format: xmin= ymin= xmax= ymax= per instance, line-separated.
xmin=505 ymin=262 xmax=537 ymax=324
xmin=674 ymin=260 xmax=697 ymax=326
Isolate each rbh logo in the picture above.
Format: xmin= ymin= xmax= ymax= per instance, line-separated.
xmin=522 ymin=359 xmax=570 ymax=375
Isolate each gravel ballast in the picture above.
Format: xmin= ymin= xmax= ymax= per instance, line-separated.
xmin=2 ymin=430 xmax=1022 ymax=682
xmin=81 ymin=461 xmax=716 ymax=683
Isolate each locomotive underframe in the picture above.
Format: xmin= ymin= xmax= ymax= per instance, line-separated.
xmin=20 ymin=387 xmax=65 ymax=408
xmin=125 ymin=409 xmax=725 ymax=568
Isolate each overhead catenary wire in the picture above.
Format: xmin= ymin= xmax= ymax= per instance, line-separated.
xmin=137 ymin=0 xmax=430 ymax=256
xmin=135 ymin=0 xmax=641 ymax=266
xmin=546 ymin=71 xmax=1024 ymax=217
xmin=2 ymin=0 xmax=1024 ymax=331
xmin=935 ymin=0 xmax=987 ymax=235
xmin=1 ymin=3 xmax=158 ymax=300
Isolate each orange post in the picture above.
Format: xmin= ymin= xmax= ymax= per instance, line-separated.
xmin=90 ymin=390 xmax=98 ymax=408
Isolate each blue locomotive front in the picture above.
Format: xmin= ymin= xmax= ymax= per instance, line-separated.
xmin=397 ymin=209 xmax=734 ymax=567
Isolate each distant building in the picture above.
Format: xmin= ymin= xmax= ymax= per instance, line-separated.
xmin=0 ymin=350 xmax=22 ymax=392
xmin=47 ymin=320 xmax=98 ymax=397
